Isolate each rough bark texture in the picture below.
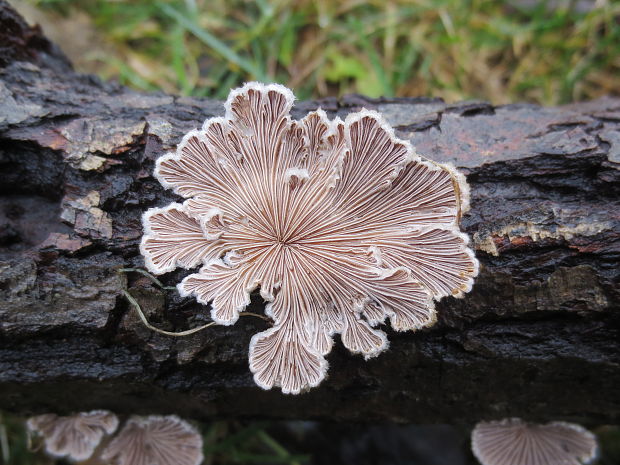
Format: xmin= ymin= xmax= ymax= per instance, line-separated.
xmin=0 ymin=1 xmax=618 ymax=425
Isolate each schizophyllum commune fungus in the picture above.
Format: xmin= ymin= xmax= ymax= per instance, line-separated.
xmin=140 ymin=82 xmax=478 ymax=394
xmin=471 ymin=418 xmax=598 ymax=465
xmin=27 ymin=410 xmax=119 ymax=461
xmin=101 ymin=415 xmax=203 ymax=465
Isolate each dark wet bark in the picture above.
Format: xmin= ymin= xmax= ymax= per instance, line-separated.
xmin=0 ymin=1 xmax=618 ymax=425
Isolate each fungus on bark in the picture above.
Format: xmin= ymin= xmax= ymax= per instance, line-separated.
xmin=100 ymin=415 xmax=203 ymax=465
xmin=26 ymin=410 xmax=118 ymax=461
xmin=471 ymin=418 xmax=598 ymax=465
xmin=141 ymin=82 xmax=478 ymax=394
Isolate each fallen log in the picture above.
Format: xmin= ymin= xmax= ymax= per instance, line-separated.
xmin=0 ymin=0 xmax=618 ymax=425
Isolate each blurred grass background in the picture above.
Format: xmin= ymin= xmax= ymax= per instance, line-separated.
xmin=15 ymin=0 xmax=620 ymax=104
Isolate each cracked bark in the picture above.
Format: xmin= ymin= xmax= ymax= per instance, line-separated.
xmin=0 ymin=1 xmax=618 ymax=425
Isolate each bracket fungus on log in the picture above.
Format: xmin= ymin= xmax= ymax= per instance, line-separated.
xmin=26 ymin=410 xmax=119 ymax=462
xmin=140 ymin=82 xmax=478 ymax=394
xmin=471 ymin=418 xmax=598 ymax=465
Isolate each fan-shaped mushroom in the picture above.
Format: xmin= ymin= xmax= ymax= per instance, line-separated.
xmin=27 ymin=410 xmax=118 ymax=461
xmin=100 ymin=415 xmax=203 ymax=465
xmin=471 ymin=418 xmax=598 ymax=465
xmin=141 ymin=82 xmax=478 ymax=393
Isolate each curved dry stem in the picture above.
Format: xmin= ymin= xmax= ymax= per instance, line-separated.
xmin=240 ymin=312 xmax=272 ymax=322
xmin=117 ymin=267 xmax=177 ymax=291
xmin=122 ymin=290 xmax=217 ymax=337
xmin=119 ymin=267 xmax=272 ymax=337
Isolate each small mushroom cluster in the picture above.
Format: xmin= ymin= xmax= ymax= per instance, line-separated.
xmin=27 ymin=411 xmax=203 ymax=465
xmin=141 ymin=82 xmax=478 ymax=393
xmin=471 ymin=418 xmax=598 ymax=465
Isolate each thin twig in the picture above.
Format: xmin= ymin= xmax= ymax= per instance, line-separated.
xmin=123 ymin=290 xmax=217 ymax=337
xmin=118 ymin=267 xmax=272 ymax=336
xmin=123 ymin=291 xmax=271 ymax=336
xmin=117 ymin=268 xmax=176 ymax=291
xmin=239 ymin=311 xmax=272 ymax=323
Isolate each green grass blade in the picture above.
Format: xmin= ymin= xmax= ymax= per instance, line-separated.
xmin=348 ymin=16 xmax=394 ymax=97
xmin=158 ymin=2 xmax=268 ymax=81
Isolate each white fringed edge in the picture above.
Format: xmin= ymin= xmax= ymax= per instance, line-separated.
xmin=224 ymin=81 xmax=296 ymax=121
xmin=140 ymin=203 xmax=194 ymax=275
xmin=343 ymin=108 xmax=418 ymax=186
xmin=248 ymin=325 xmax=330 ymax=395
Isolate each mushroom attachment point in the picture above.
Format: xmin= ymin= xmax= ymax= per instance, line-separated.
xmin=101 ymin=415 xmax=203 ymax=465
xmin=471 ymin=418 xmax=598 ymax=465
xmin=26 ymin=410 xmax=119 ymax=461
xmin=141 ymin=82 xmax=479 ymax=393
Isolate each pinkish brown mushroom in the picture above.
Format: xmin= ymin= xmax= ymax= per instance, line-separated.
xmin=26 ymin=410 xmax=118 ymax=461
xmin=141 ymin=82 xmax=478 ymax=394
xmin=471 ymin=418 xmax=598 ymax=465
xmin=100 ymin=415 xmax=203 ymax=465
